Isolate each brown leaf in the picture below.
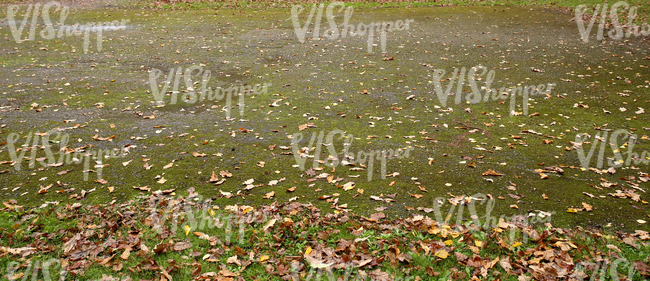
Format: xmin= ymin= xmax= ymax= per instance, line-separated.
xmin=368 ymin=269 xmax=392 ymax=281
xmin=455 ymin=252 xmax=468 ymax=263
xmin=410 ymin=193 xmax=424 ymax=199
xmin=298 ymin=123 xmax=316 ymax=131
xmin=208 ymin=171 xmax=219 ymax=183
xmin=97 ymin=254 xmax=116 ymax=265
xmin=153 ymin=243 xmax=167 ymax=255
xmin=367 ymin=213 xmax=385 ymax=222
xmin=499 ymin=256 xmax=512 ymax=272
xmin=219 ymin=268 xmax=239 ymax=277
xmin=482 ymin=169 xmax=504 ymax=176
xmin=262 ymin=219 xmax=277 ymax=232
xmin=263 ymin=191 xmax=275 ymax=199
xmin=132 ymin=186 xmax=151 ymax=192
xmin=120 ymin=248 xmax=131 ymax=260
xmin=634 ymin=261 xmax=650 ymax=276
xmin=57 ymin=170 xmax=72 ymax=175
xmin=173 ymin=241 xmax=192 ymax=252
xmin=38 ymin=184 xmax=53 ymax=194
xmin=7 ymin=273 xmax=25 ymax=280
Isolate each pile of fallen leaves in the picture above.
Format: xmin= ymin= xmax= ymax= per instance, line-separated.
xmin=1 ymin=191 xmax=650 ymax=281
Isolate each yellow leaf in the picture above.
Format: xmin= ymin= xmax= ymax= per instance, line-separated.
xmin=428 ymin=226 xmax=440 ymax=235
xmin=567 ymin=208 xmax=579 ymax=213
xmin=304 ymin=246 xmax=312 ymax=256
xmin=260 ymin=255 xmax=270 ymax=262
xmin=184 ymin=225 xmax=191 ymax=236
xmin=445 ymin=213 xmax=453 ymax=223
xmin=512 ymin=241 xmax=522 ymax=248
xmin=475 ymin=240 xmax=483 ymax=248
xmin=434 ymin=249 xmax=448 ymax=259
xmin=444 ymin=240 xmax=453 ymax=246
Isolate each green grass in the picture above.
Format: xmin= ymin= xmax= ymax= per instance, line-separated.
xmin=1 ymin=194 xmax=649 ymax=280
xmin=115 ymin=0 xmax=650 ymax=21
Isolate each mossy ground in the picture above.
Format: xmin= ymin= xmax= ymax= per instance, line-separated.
xmin=0 ymin=2 xmax=649 ymax=237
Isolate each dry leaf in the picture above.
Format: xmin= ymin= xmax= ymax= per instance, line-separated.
xmin=482 ymin=169 xmax=504 ymax=176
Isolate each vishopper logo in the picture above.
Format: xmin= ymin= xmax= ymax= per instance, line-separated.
xmin=575 ymin=1 xmax=650 ymax=43
xmin=146 ymin=194 xmax=270 ymax=245
xmin=430 ymin=65 xmax=556 ymax=116
xmin=574 ymin=129 xmax=650 ymax=170
xmin=3 ymin=129 xmax=128 ymax=181
xmin=148 ymin=65 xmax=270 ymax=118
xmin=4 ymin=1 xmax=129 ymax=53
xmin=290 ymin=2 xmax=414 ymax=53
xmin=431 ymin=193 xmax=554 ymax=243
xmin=571 ymin=258 xmax=637 ymax=281
xmin=4 ymin=257 xmax=67 ymax=281
xmin=289 ymin=129 xmax=413 ymax=181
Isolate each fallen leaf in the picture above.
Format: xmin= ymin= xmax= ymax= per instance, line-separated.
xmin=482 ymin=169 xmax=504 ymax=176
xmin=434 ymin=249 xmax=448 ymax=259
xmin=263 ymin=191 xmax=275 ymax=199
